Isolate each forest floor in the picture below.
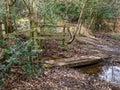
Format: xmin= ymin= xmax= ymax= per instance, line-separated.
xmin=1 ymin=32 xmax=120 ymax=90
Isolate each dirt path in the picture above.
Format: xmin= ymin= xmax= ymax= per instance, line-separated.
xmin=76 ymin=35 xmax=120 ymax=56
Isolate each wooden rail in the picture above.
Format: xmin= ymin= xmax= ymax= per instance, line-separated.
xmin=39 ymin=24 xmax=67 ymax=27
xmin=3 ymin=24 xmax=70 ymax=51
xmin=3 ymin=28 xmax=37 ymax=38
xmin=38 ymin=24 xmax=68 ymax=49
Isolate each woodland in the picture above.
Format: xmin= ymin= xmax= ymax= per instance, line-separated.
xmin=0 ymin=0 xmax=120 ymax=90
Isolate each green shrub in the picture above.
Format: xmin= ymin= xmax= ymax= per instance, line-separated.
xmin=0 ymin=37 xmax=44 ymax=85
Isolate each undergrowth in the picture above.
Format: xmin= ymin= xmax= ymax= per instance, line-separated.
xmin=0 ymin=37 xmax=44 ymax=85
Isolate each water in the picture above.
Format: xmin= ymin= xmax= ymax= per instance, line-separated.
xmin=77 ymin=63 xmax=120 ymax=84
xmin=99 ymin=66 xmax=120 ymax=84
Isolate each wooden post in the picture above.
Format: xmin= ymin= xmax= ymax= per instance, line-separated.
xmin=33 ymin=29 xmax=38 ymax=50
xmin=38 ymin=26 xmax=43 ymax=60
xmin=39 ymin=25 xmax=43 ymax=50
xmin=29 ymin=28 xmax=34 ymax=61
xmin=62 ymin=26 xmax=65 ymax=50
xmin=0 ymin=21 xmax=2 ymax=36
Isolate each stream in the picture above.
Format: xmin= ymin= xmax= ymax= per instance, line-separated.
xmin=76 ymin=62 xmax=120 ymax=84
xmin=75 ymin=34 xmax=120 ymax=84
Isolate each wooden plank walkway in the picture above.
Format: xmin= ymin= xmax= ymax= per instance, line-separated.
xmin=44 ymin=54 xmax=109 ymax=67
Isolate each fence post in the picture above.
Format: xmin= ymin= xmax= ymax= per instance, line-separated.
xmin=0 ymin=21 xmax=3 ymax=36
xmin=37 ymin=25 xmax=43 ymax=60
xmin=62 ymin=25 xmax=65 ymax=50
xmin=33 ymin=29 xmax=38 ymax=50
xmin=39 ymin=25 xmax=43 ymax=50
xmin=29 ymin=29 xmax=34 ymax=61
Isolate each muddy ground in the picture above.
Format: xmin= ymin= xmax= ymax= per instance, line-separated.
xmin=1 ymin=33 xmax=120 ymax=90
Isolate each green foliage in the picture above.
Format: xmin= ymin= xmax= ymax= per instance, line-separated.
xmin=0 ymin=0 xmax=120 ymax=31
xmin=0 ymin=38 xmax=8 ymax=49
xmin=0 ymin=37 xmax=44 ymax=85
xmin=52 ymin=1 xmax=66 ymax=20
xmin=37 ymin=0 xmax=86 ymax=23
xmin=38 ymin=0 xmax=62 ymax=24
xmin=92 ymin=1 xmax=119 ymax=19
xmin=38 ymin=0 xmax=120 ymax=25
xmin=66 ymin=1 xmax=82 ymax=22
xmin=85 ymin=0 xmax=120 ymax=30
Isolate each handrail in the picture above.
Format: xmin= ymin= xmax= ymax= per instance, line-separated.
xmin=3 ymin=28 xmax=37 ymax=38
xmin=3 ymin=25 xmax=73 ymax=44
xmin=39 ymin=24 xmax=73 ymax=42
xmin=39 ymin=24 xmax=66 ymax=27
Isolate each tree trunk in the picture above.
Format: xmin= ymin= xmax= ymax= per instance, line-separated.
xmin=67 ymin=0 xmax=89 ymax=44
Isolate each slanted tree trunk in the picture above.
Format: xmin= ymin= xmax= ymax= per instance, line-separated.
xmin=67 ymin=0 xmax=89 ymax=44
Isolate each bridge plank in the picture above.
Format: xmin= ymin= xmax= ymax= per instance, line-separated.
xmin=45 ymin=54 xmax=109 ymax=67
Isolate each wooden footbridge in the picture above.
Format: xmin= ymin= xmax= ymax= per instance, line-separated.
xmin=44 ymin=54 xmax=109 ymax=67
